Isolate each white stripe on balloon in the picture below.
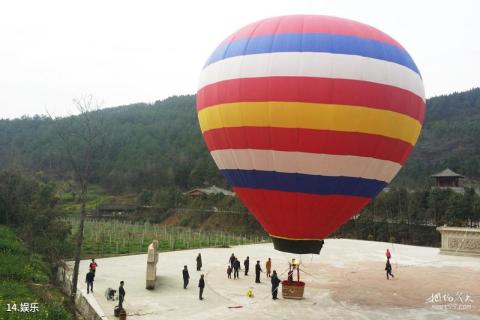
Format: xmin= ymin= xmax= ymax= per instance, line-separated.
xmin=210 ymin=149 xmax=402 ymax=183
xmin=199 ymin=52 xmax=425 ymax=101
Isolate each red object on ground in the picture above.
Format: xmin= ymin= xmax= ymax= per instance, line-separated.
xmin=282 ymin=280 xmax=305 ymax=287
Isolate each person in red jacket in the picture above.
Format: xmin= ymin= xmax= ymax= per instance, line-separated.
xmin=89 ymin=258 xmax=98 ymax=274
xmin=385 ymin=249 xmax=391 ymax=260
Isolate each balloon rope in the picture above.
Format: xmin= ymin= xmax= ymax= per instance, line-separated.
xmin=298 ymin=267 xmax=323 ymax=282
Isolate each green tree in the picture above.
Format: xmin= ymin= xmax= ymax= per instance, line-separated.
xmin=472 ymin=192 xmax=480 ymax=227
xmin=49 ymin=95 xmax=106 ymax=301
xmin=0 ymin=169 xmax=71 ymax=260
xmin=427 ymin=188 xmax=453 ymax=225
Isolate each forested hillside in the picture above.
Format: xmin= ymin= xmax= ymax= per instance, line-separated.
xmin=398 ymin=88 xmax=480 ymax=186
xmin=0 ymin=96 xmax=223 ymax=193
xmin=0 ymin=88 xmax=479 ymax=192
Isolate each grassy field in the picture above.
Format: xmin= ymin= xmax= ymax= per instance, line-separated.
xmin=0 ymin=225 xmax=73 ymax=320
xmin=68 ymin=218 xmax=269 ymax=259
xmin=59 ymin=184 xmax=270 ymax=258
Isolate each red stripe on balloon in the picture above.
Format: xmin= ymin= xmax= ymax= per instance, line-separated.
xmin=203 ymin=127 xmax=413 ymax=165
xmin=234 ymin=187 xmax=371 ymax=240
xmin=220 ymin=15 xmax=405 ymax=50
xmin=197 ymin=77 xmax=425 ymax=123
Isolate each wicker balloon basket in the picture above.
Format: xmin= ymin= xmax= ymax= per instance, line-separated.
xmin=281 ymin=280 xmax=305 ymax=299
xmin=281 ymin=258 xmax=305 ymax=299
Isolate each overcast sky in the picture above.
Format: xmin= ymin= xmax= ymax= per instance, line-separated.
xmin=1 ymin=0 xmax=478 ymax=119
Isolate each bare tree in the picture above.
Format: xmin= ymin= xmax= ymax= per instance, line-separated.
xmin=49 ymin=95 xmax=105 ymax=301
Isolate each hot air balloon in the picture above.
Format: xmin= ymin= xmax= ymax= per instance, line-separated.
xmin=196 ymin=15 xmax=425 ymax=254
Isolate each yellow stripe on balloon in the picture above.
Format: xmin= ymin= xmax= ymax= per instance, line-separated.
xmin=198 ymin=102 xmax=422 ymax=146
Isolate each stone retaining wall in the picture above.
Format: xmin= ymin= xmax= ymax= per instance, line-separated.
xmin=56 ymin=262 xmax=105 ymax=320
xmin=437 ymin=226 xmax=480 ymax=257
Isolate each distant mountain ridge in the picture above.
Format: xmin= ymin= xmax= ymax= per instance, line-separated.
xmin=0 ymin=88 xmax=479 ymax=191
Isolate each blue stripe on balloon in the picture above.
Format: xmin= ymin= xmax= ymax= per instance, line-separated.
xmin=205 ymin=33 xmax=420 ymax=76
xmin=220 ymin=169 xmax=387 ymax=198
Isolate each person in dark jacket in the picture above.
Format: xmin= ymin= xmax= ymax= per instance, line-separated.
xmin=244 ymin=256 xmax=250 ymax=276
xmin=385 ymin=259 xmax=394 ymax=280
xmin=85 ymin=270 xmax=95 ymax=294
xmin=271 ymin=270 xmax=281 ymax=300
xmin=182 ymin=265 xmax=190 ymax=289
xmin=233 ymin=258 xmax=241 ymax=279
xmin=198 ymin=274 xmax=205 ymax=300
xmin=287 ymin=262 xmax=297 ymax=282
xmin=255 ymin=260 xmax=263 ymax=283
xmin=196 ymin=253 xmax=202 ymax=271
xmin=118 ymin=281 xmax=125 ymax=310
xmin=227 ymin=265 xmax=232 ymax=279
xmin=229 ymin=253 xmax=236 ymax=269
xmin=288 ymin=267 xmax=294 ymax=282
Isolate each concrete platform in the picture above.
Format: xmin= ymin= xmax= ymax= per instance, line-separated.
xmin=73 ymin=239 xmax=480 ymax=319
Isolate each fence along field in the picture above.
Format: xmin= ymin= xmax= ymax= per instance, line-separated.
xmin=67 ymin=218 xmax=269 ymax=258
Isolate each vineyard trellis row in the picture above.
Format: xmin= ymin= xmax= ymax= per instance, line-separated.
xmin=67 ymin=218 xmax=269 ymax=258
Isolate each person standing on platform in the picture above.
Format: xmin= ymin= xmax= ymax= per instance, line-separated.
xmin=198 ymin=274 xmax=205 ymax=300
xmin=244 ymin=256 xmax=250 ymax=276
xmin=229 ymin=253 xmax=236 ymax=269
xmin=89 ymin=258 xmax=98 ymax=274
xmin=255 ymin=260 xmax=263 ymax=283
xmin=266 ymin=258 xmax=272 ymax=278
xmin=85 ymin=269 xmax=95 ymax=294
xmin=196 ymin=253 xmax=202 ymax=271
xmin=233 ymin=258 xmax=240 ymax=279
xmin=118 ymin=281 xmax=125 ymax=310
xmin=183 ymin=265 xmax=190 ymax=289
xmin=271 ymin=270 xmax=281 ymax=300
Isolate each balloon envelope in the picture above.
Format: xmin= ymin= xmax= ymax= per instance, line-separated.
xmin=197 ymin=15 xmax=425 ymax=254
